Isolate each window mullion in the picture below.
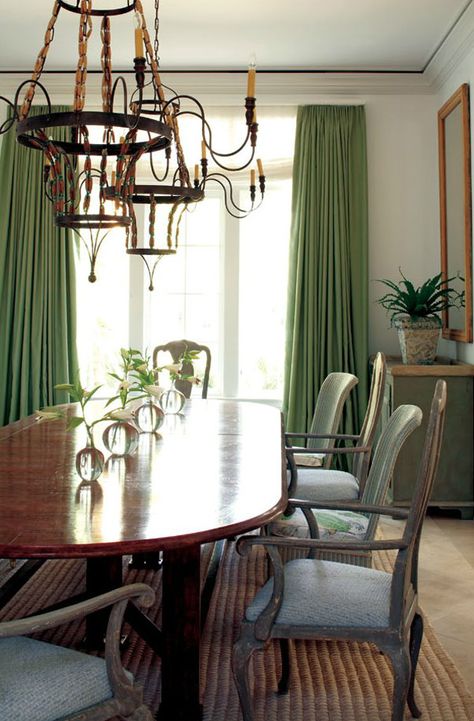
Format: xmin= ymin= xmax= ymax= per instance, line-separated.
xmin=129 ymin=205 xmax=146 ymax=352
xmin=222 ymin=211 xmax=240 ymax=398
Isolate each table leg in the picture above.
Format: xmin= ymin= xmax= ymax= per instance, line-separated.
xmin=85 ymin=555 xmax=123 ymax=648
xmin=157 ymin=543 xmax=203 ymax=721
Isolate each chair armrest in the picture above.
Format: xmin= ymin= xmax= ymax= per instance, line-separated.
xmin=286 ymin=445 xmax=370 ymax=456
xmin=288 ymin=497 xmax=410 ymax=520
xmin=0 ymin=582 xmax=155 ymax=638
xmin=236 ymin=534 xmax=408 ymax=556
xmin=285 ymin=432 xmax=360 ymax=441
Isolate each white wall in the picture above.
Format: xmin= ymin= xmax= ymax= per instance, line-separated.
xmin=365 ymin=93 xmax=445 ymax=356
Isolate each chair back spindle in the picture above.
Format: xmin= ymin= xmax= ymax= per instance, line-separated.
xmin=153 ymin=339 xmax=212 ymax=399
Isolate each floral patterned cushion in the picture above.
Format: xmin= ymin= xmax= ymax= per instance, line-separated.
xmin=269 ymin=507 xmax=369 ymax=541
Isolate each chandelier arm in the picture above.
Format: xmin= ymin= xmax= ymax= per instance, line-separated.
xmin=203 ymin=176 xmax=254 ymax=220
xmin=71 ymin=226 xmax=98 ymax=282
xmin=91 ymin=226 xmax=112 ymax=259
xmin=0 ymin=98 xmax=17 ymax=134
xmin=171 ymin=99 xmax=254 ymax=158
xmin=13 ymin=80 xmax=52 ymax=121
xmin=19 ymin=1 xmax=61 ymax=119
xmin=207 ymin=145 xmax=256 ymax=173
xmin=142 ymin=254 xmax=159 ymax=292
xmin=148 ymin=151 xmax=170 ymax=182
xmin=110 ymin=76 xmax=143 ymax=132
xmin=204 ymin=172 xmax=257 ymax=214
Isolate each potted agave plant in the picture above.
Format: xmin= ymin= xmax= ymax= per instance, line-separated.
xmin=377 ymin=269 xmax=465 ymax=364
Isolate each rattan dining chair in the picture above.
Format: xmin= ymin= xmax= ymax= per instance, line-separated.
xmin=0 ymin=583 xmax=155 ymax=721
xmin=232 ymin=380 xmax=447 ymax=721
xmin=152 ymin=339 xmax=211 ymax=398
xmin=271 ymin=402 xmax=422 ymax=566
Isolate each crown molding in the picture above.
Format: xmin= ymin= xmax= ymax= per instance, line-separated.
xmin=424 ymin=2 xmax=474 ymax=90
xmin=0 ymin=70 xmax=433 ymax=109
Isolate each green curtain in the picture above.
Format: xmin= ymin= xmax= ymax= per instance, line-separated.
xmin=283 ymin=105 xmax=368 ymax=436
xmin=0 ymin=105 xmax=78 ymax=425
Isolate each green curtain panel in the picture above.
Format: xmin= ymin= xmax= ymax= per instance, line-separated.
xmin=0 ymin=106 xmax=78 ymax=426
xmin=283 ymin=105 xmax=368 ymax=436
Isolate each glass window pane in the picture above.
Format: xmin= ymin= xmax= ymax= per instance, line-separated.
xmin=75 ymin=228 xmax=130 ymax=393
xmin=238 ymin=181 xmax=291 ymax=399
xmin=144 ymin=198 xmax=222 ymax=395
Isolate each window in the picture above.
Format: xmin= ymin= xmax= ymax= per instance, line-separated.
xmin=75 ymin=108 xmax=296 ymax=402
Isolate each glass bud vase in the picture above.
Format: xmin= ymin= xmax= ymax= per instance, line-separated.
xmin=76 ymin=443 xmax=105 ymax=483
xmin=102 ymin=421 xmax=139 ymax=456
xmin=135 ymin=398 xmax=165 ymax=433
xmin=160 ymin=387 xmax=186 ymax=414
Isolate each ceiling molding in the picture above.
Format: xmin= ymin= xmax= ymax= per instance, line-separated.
xmin=424 ymin=1 xmax=474 ymax=89
xmin=0 ymin=70 xmax=433 ymax=110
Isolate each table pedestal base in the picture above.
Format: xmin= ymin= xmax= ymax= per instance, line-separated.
xmin=157 ymin=543 xmax=202 ymax=721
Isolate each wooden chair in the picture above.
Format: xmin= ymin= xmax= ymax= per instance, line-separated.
xmin=286 ymin=371 xmax=358 ymax=470
xmin=286 ymin=352 xmax=386 ymax=491
xmin=152 ymin=339 xmax=211 ymax=398
xmin=285 ymin=352 xmax=387 ymax=504
xmin=271 ymin=402 xmax=422 ymax=566
xmin=232 ymin=380 xmax=447 ymax=721
xmin=0 ymin=583 xmax=155 ymax=721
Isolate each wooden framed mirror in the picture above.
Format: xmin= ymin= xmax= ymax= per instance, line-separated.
xmin=438 ymin=83 xmax=473 ymax=342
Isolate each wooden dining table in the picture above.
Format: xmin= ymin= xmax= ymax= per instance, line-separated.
xmin=0 ymin=398 xmax=287 ymax=721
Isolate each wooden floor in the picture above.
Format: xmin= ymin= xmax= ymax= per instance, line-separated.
xmin=381 ymin=511 xmax=474 ymax=696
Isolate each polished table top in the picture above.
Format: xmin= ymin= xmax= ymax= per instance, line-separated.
xmin=0 ymin=399 xmax=286 ymax=721
xmin=0 ymin=399 xmax=287 ymax=558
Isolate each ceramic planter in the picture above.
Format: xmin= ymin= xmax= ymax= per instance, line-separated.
xmin=393 ymin=316 xmax=442 ymax=365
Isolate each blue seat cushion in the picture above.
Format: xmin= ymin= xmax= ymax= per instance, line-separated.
xmin=296 ymin=468 xmax=359 ymax=501
xmin=0 ymin=635 xmax=132 ymax=721
xmin=245 ymin=558 xmax=392 ymax=628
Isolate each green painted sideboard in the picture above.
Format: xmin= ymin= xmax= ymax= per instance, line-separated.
xmin=380 ymin=357 xmax=474 ymax=519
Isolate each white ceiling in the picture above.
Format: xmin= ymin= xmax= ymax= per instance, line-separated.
xmin=0 ymin=0 xmax=471 ymax=73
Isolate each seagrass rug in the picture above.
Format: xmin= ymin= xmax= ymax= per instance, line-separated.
xmin=0 ymin=543 xmax=472 ymax=721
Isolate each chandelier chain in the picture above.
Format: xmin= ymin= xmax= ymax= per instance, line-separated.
xmin=100 ymin=15 xmax=115 ymax=143
xmin=74 ymin=0 xmax=93 ymax=112
xmin=101 ymin=16 xmax=112 ymax=113
xmin=154 ymin=0 xmax=160 ymax=67
xmin=20 ymin=1 xmax=61 ymax=119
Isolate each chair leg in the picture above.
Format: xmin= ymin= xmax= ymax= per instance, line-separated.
xmin=386 ymin=644 xmax=411 ymax=721
xmin=277 ymin=638 xmax=290 ymax=694
xmin=407 ymin=612 xmax=424 ymax=718
xmin=126 ymin=704 xmax=154 ymax=720
xmin=232 ymin=625 xmax=264 ymax=721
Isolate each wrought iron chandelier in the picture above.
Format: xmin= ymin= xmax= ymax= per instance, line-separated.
xmin=0 ymin=0 xmax=265 ymax=287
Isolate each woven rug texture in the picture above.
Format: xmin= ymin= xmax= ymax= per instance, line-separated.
xmin=0 ymin=543 xmax=473 ymax=721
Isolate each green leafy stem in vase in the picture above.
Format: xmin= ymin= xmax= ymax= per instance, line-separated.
xmin=36 ymin=376 xmax=134 ymax=447
xmin=157 ymin=347 xmax=202 ymax=388
xmin=106 ymin=347 xmax=161 ymax=407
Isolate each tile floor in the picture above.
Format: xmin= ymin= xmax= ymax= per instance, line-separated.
xmin=380 ymin=511 xmax=474 ymax=696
